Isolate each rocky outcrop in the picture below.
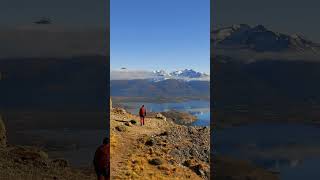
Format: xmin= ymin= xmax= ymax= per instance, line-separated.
xmin=0 ymin=116 xmax=6 ymax=148
xmin=155 ymin=113 xmax=166 ymax=121
xmin=151 ymin=126 xmax=210 ymax=179
xmin=113 ymin=107 xmax=127 ymax=115
xmin=161 ymin=110 xmax=197 ymax=124
xmin=8 ymin=146 xmax=49 ymax=167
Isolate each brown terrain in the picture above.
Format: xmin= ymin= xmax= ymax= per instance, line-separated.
xmin=110 ymin=99 xmax=279 ymax=180
xmin=0 ymin=116 xmax=96 ymax=180
xmin=110 ymin=105 xmax=210 ymax=180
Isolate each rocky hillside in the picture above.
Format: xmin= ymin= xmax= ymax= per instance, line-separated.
xmin=110 ymin=106 xmax=210 ymax=179
xmin=0 ymin=117 xmax=95 ymax=180
xmin=110 ymin=104 xmax=279 ymax=180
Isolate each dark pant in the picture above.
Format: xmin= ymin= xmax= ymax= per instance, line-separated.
xmin=140 ymin=116 xmax=145 ymax=125
xmin=94 ymin=166 xmax=109 ymax=180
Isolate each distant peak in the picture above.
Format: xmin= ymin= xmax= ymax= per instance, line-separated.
xmin=252 ymin=24 xmax=268 ymax=31
xmin=232 ymin=24 xmax=251 ymax=30
xmin=111 ymin=69 xmax=209 ymax=81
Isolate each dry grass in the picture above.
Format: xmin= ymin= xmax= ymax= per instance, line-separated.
xmin=110 ymin=108 xmax=204 ymax=180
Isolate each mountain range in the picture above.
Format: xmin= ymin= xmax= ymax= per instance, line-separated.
xmin=212 ymin=24 xmax=320 ymax=63
xmin=212 ymin=24 xmax=320 ymax=122
xmin=111 ymin=78 xmax=210 ymax=101
xmin=213 ymin=24 xmax=320 ymax=52
xmin=110 ymin=69 xmax=209 ymax=81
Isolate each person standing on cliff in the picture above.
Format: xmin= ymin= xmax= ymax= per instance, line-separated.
xmin=93 ymin=137 xmax=110 ymax=180
xmin=139 ymin=105 xmax=147 ymax=126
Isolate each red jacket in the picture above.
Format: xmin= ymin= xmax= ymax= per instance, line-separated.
xmin=139 ymin=107 xmax=146 ymax=117
xmin=94 ymin=144 xmax=110 ymax=171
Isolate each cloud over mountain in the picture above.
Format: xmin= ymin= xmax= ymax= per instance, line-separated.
xmin=110 ymin=69 xmax=209 ymax=81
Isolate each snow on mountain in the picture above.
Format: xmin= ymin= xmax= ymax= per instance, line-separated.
xmin=111 ymin=69 xmax=209 ymax=81
xmin=170 ymin=69 xmax=209 ymax=79
xmin=153 ymin=70 xmax=170 ymax=77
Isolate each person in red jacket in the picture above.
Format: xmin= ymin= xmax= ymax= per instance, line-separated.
xmin=93 ymin=137 xmax=110 ymax=180
xmin=139 ymin=105 xmax=147 ymax=126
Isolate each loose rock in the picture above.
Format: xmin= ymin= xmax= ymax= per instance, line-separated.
xmin=145 ymin=138 xmax=156 ymax=146
xmin=130 ymin=119 xmax=137 ymax=125
xmin=156 ymin=113 xmax=167 ymax=121
xmin=115 ymin=125 xmax=127 ymax=132
xmin=148 ymin=158 xmax=163 ymax=166
xmin=124 ymin=122 xmax=131 ymax=126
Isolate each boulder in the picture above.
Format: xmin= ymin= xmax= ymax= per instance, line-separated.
xmin=124 ymin=122 xmax=131 ymax=126
xmin=192 ymin=164 xmax=206 ymax=177
xmin=148 ymin=158 xmax=163 ymax=166
xmin=145 ymin=138 xmax=156 ymax=146
xmin=161 ymin=110 xmax=197 ymax=124
xmin=113 ymin=108 xmax=126 ymax=115
xmin=130 ymin=119 xmax=137 ymax=125
xmin=159 ymin=131 xmax=169 ymax=136
xmin=0 ymin=116 xmax=7 ymax=148
xmin=155 ymin=113 xmax=166 ymax=121
xmin=115 ymin=125 xmax=127 ymax=132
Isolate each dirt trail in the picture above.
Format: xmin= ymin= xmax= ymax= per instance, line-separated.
xmin=110 ymin=109 xmax=204 ymax=180
xmin=110 ymin=111 xmax=168 ymax=178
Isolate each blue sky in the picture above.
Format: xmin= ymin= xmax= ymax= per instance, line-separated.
xmin=110 ymin=0 xmax=210 ymax=73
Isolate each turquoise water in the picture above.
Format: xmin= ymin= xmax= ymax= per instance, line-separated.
xmin=120 ymin=100 xmax=210 ymax=126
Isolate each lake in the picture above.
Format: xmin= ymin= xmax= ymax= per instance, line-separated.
xmin=118 ymin=100 xmax=210 ymax=126
xmin=215 ymin=123 xmax=320 ymax=179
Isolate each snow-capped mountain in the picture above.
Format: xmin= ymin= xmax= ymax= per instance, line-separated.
xmin=170 ymin=69 xmax=209 ymax=79
xmin=153 ymin=70 xmax=170 ymax=77
xmin=110 ymin=69 xmax=209 ymax=81
xmin=212 ymin=24 xmax=320 ymax=53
